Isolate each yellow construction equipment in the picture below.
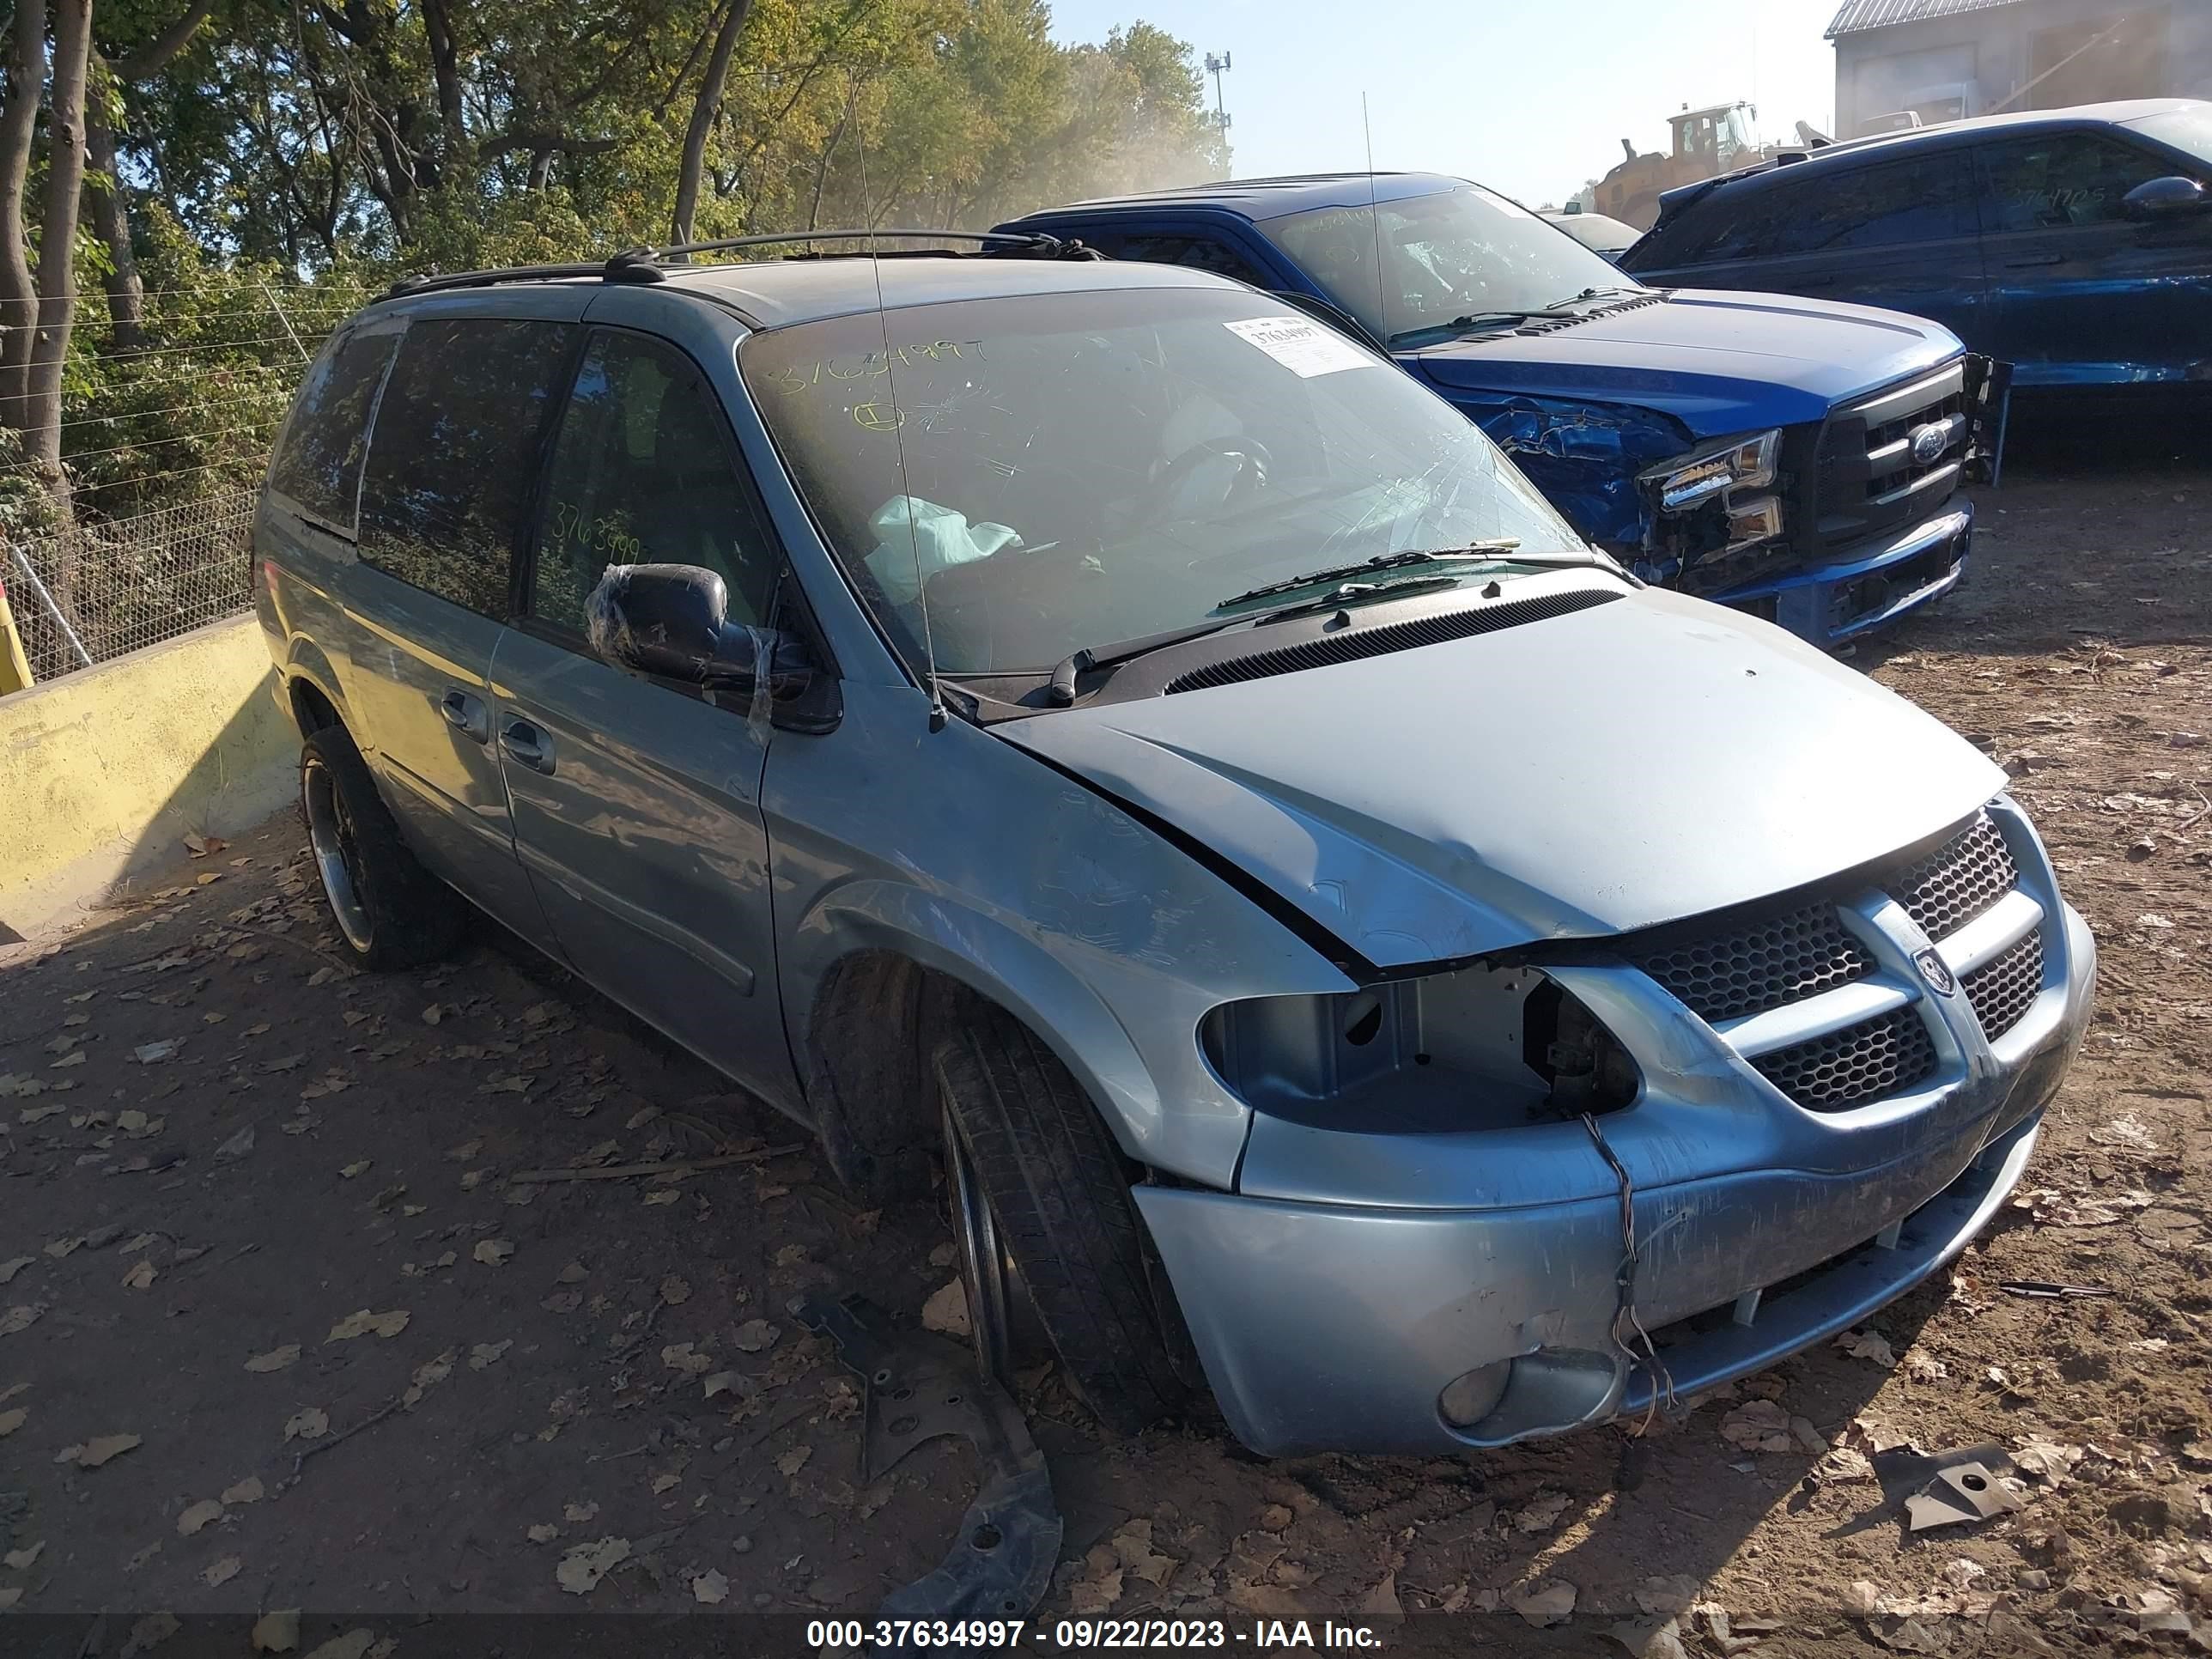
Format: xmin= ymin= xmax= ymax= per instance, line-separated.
xmin=1 ymin=574 xmax=34 ymax=694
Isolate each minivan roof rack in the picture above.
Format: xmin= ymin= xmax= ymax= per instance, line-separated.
xmin=386 ymin=228 xmax=1086 ymax=299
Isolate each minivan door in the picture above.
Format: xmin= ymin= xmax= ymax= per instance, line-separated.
xmin=1972 ymin=131 xmax=2211 ymax=386
xmin=493 ymin=323 xmax=800 ymax=1110
xmin=341 ymin=308 xmax=579 ymax=949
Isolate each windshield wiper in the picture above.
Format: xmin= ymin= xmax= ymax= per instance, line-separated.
xmin=1214 ymin=542 xmax=1531 ymax=609
xmin=1542 ymin=284 xmax=1647 ymax=310
xmin=1388 ymin=312 xmax=1548 ymax=345
xmin=1043 ymin=577 xmax=1461 ymax=706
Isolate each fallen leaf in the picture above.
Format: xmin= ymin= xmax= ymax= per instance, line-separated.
xmin=1507 ymin=1579 xmax=1577 ymax=1628
xmin=1720 ymin=1400 xmax=1796 ymax=1454
xmin=777 ymin=1444 xmax=812 ymax=1477
xmin=661 ymin=1342 xmax=712 ymax=1376
xmin=563 ymin=1500 xmax=599 ymax=1522
xmin=45 ymin=1235 xmax=82 ymax=1258
xmin=556 ymin=1535 xmax=632 ymax=1595
xmin=214 ymin=1126 xmax=256 ymax=1163
xmin=557 ymin=1261 xmax=586 ymax=1283
xmin=251 ymin=1611 xmax=301 ymax=1653
xmin=2013 ymin=1437 xmax=2085 ymax=1482
xmin=326 ymin=1308 xmax=410 ymax=1341
xmin=3 ymin=1542 xmax=43 ymax=1570
xmin=480 ymin=1073 xmax=531 ymax=1095
xmin=245 ymin=1343 xmax=301 ymax=1373
xmin=1838 ymin=1328 xmax=1899 ymax=1368
xmin=123 ymin=1259 xmax=157 ymax=1290
xmin=222 ymin=1475 xmax=264 ymax=1505
xmin=732 ymin=1318 xmax=780 ymax=1352
xmin=642 ymin=1188 xmax=679 ymax=1206
xmin=177 ymin=1498 xmax=225 ymax=1536
xmin=694 ymin=1567 xmax=730 ymax=1605
xmin=1109 ymin=1518 xmax=1179 ymax=1587
xmin=339 ymin=1159 xmax=372 ymax=1179
xmin=401 ymin=1349 xmax=455 ymax=1407
xmin=283 ymin=1407 xmax=329 ymax=1442
xmin=134 ymin=1042 xmax=177 ymax=1065
xmin=71 ymin=1432 xmax=143 ymax=1468
xmin=0 ymin=1407 xmax=23 ymax=1436
xmin=1635 ymin=1574 xmax=1705 ymax=1618
xmin=0 ymin=1304 xmax=42 ymax=1336
xmin=300 ymin=1631 xmax=375 ymax=1659
xmin=651 ymin=1472 xmax=680 ymax=1494
xmin=921 ymin=1279 xmax=970 ymax=1337
xmin=0 ymin=1256 xmax=31 ymax=1284
xmin=1904 ymin=1351 xmax=1948 ymax=1382
xmin=0 ymin=1588 xmax=22 ymax=1612
xmin=469 ymin=1340 xmax=513 ymax=1370
xmin=203 ymin=1554 xmax=242 ymax=1588
xmin=527 ymin=1522 xmax=561 ymax=1544
xmin=472 ymin=1240 xmax=514 ymax=1267
xmin=659 ymin=1274 xmax=691 ymax=1305
xmin=120 ymin=1612 xmax=180 ymax=1656
xmin=1514 ymin=1489 xmax=1571 ymax=1532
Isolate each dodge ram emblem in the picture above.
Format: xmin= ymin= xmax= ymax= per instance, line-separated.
xmin=1914 ymin=947 xmax=1957 ymax=997
xmin=1908 ymin=422 xmax=1950 ymax=465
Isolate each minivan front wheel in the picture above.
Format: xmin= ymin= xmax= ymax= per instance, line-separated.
xmin=299 ymin=728 xmax=465 ymax=971
xmin=932 ymin=1010 xmax=1190 ymax=1436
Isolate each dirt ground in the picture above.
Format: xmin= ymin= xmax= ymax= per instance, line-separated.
xmin=3 ymin=434 xmax=2209 ymax=1656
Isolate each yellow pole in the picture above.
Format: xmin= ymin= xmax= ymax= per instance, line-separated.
xmin=0 ymin=575 xmax=34 ymax=694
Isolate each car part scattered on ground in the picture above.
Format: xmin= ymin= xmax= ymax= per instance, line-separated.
xmin=794 ymin=1292 xmax=1061 ymax=1621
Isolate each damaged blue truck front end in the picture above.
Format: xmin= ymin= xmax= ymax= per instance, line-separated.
xmin=1003 ymin=173 xmax=2007 ymax=650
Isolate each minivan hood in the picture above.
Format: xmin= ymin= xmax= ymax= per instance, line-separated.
xmin=1406 ymin=289 xmax=1962 ymax=437
xmin=1001 ymin=585 xmax=2004 ymax=969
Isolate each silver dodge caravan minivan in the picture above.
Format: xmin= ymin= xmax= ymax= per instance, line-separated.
xmin=254 ymin=239 xmax=2093 ymax=1456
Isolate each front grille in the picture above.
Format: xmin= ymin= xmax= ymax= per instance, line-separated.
xmin=1964 ymin=930 xmax=2043 ymax=1042
xmin=1813 ymin=361 xmax=1969 ymax=551
xmin=1752 ymin=1007 xmax=1939 ymax=1111
xmin=1628 ymin=902 xmax=1870 ymax=1024
xmin=1627 ymin=805 xmax=2042 ymax=1113
xmin=1891 ymin=815 xmax=2016 ymax=942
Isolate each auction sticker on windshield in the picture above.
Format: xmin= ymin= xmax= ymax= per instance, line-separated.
xmin=1224 ymin=316 xmax=1375 ymax=379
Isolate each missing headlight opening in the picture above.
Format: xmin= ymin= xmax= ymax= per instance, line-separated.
xmin=1200 ymin=966 xmax=1638 ymax=1132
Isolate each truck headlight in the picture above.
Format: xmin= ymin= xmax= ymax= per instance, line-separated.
xmin=1647 ymin=428 xmax=1781 ymax=514
xmin=1198 ymin=965 xmax=1640 ymax=1130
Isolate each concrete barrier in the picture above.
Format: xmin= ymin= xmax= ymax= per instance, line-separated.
xmin=0 ymin=614 xmax=297 ymax=941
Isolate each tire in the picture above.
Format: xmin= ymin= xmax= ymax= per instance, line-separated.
xmin=933 ymin=1007 xmax=1191 ymax=1435
xmin=299 ymin=727 xmax=465 ymax=971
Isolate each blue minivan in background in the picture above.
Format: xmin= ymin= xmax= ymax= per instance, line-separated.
xmin=1002 ymin=174 xmax=2003 ymax=650
xmin=1621 ymin=100 xmax=2212 ymax=394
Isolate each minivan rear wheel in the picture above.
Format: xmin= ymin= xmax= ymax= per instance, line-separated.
xmin=300 ymin=728 xmax=465 ymax=971
xmin=932 ymin=1009 xmax=1191 ymax=1435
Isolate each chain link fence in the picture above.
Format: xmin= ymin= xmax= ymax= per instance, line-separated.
xmin=5 ymin=487 xmax=263 ymax=684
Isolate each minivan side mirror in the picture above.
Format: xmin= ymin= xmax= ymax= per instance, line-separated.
xmin=2123 ymin=175 xmax=2208 ymax=221
xmin=585 ymin=562 xmax=813 ymax=697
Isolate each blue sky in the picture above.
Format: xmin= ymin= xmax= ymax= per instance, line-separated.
xmin=1051 ymin=0 xmax=1846 ymax=208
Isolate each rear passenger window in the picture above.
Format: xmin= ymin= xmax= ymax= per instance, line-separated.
xmin=1632 ymin=187 xmax=1796 ymax=265
xmin=268 ymin=330 xmax=396 ymax=532
xmin=530 ymin=331 xmax=781 ymax=635
xmin=1765 ymin=153 xmax=1978 ymax=252
xmin=1116 ymin=234 xmax=1271 ymax=287
xmin=357 ymin=318 xmax=572 ymax=614
xmin=1976 ymin=134 xmax=2169 ymax=232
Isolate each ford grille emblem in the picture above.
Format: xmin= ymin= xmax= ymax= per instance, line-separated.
xmin=1914 ymin=948 xmax=1957 ymax=997
xmin=1908 ymin=422 xmax=1949 ymax=465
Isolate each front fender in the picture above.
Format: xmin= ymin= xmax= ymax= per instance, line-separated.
xmin=1448 ymin=393 xmax=1692 ymax=549
xmin=769 ymin=681 xmax=1352 ymax=1189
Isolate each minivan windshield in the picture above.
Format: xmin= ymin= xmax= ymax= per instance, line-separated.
xmin=741 ymin=286 xmax=1593 ymax=677
xmin=1262 ymin=185 xmax=1641 ymax=344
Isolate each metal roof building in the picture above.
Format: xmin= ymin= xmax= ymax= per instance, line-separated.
xmin=1826 ymin=0 xmax=2210 ymax=139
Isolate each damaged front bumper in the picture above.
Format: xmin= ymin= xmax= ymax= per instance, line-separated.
xmin=1139 ymin=806 xmax=2091 ymax=1458
xmin=1705 ymin=504 xmax=1973 ymax=649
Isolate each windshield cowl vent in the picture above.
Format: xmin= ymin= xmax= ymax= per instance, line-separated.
xmin=1162 ymin=586 xmax=1623 ymax=695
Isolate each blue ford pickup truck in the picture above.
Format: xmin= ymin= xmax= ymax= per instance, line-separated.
xmin=1001 ymin=174 xmax=2005 ymax=648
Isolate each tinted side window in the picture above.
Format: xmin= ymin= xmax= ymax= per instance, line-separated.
xmin=1116 ymin=234 xmax=1271 ymax=287
xmin=532 ymin=331 xmax=781 ymax=635
xmin=358 ymin=318 xmax=572 ymax=614
xmin=1977 ymin=134 xmax=2169 ymax=231
xmin=1632 ymin=185 xmax=1796 ymax=265
xmin=267 ymin=330 xmax=396 ymax=532
xmin=1765 ymin=153 xmax=1978 ymax=253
